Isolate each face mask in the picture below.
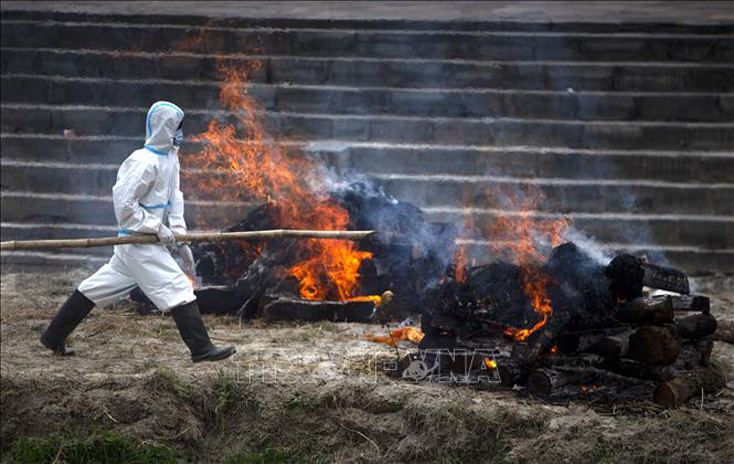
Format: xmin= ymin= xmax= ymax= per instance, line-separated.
xmin=173 ymin=128 xmax=184 ymax=147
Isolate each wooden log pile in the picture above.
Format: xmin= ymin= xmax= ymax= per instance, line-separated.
xmin=520 ymin=295 xmax=726 ymax=407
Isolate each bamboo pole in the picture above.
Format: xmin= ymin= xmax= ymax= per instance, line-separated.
xmin=0 ymin=229 xmax=376 ymax=250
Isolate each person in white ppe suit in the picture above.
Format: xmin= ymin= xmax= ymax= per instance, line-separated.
xmin=40 ymin=101 xmax=235 ymax=363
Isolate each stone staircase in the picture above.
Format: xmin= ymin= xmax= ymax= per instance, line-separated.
xmin=1 ymin=10 xmax=733 ymax=273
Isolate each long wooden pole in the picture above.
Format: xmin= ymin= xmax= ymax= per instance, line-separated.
xmin=0 ymin=229 xmax=376 ymax=250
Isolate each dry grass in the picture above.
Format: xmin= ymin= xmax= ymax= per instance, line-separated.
xmin=1 ymin=267 xmax=733 ymax=463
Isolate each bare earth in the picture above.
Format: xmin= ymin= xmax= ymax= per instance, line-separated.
xmin=1 ymin=266 xmax=733 ymax=463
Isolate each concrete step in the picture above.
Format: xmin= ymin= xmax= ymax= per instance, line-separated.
xmin=2 ymin=19 xmax=732 ymax=63
xmin=379 ymin=177 xmax=733 ymax=217
xmin=1 ymin=200 xmax=731 ymax=251
xmin=3 ymin=138 xmax=733 ymax=184
xmin=4 ymin=9 xmax=734 ymax=35
xmin=4 ymin=48 xmax=733 ymax=92
xmin=0 ymin=250 xmax=110 ymax=267
xmin=0 ymin=224 xmax=116 ymax=257
xmin=425 ymin=207 xmax=734 ymax=250
xmin=2 ymin=9 xmax=732 ymax=274
xmin=2 ymin=6 xmax=734 ymax=34
xmin=322 ymin=146 xmax=734 ymax=184
xmin=0 ymin=192 xmax=255 ymax=231
xmin=1 ymin=222 xmax=116 ymax=240
xmin=3 ymin=105 xmax=732 ymax=151
xmin=3 ymin=75 xmax=732 ymax=123
xmin=2 ymin=162 xmax=732 ymax=217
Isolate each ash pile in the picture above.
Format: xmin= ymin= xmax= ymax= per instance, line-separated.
xmin=393 ymin=242 xmax=725 ymax=408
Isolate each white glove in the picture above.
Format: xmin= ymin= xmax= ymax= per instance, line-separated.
xmin=157 ymin=223 xmax=176 ymax=246
xmin=178 ymin=244 xmax=195 ymax=275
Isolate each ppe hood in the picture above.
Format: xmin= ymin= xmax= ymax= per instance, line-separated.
xmin=144 ymin=101 xmax=185 ymax=155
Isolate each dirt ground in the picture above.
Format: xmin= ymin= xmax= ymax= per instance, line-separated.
xmin=1 ymin=266 xmax=733 ymax=463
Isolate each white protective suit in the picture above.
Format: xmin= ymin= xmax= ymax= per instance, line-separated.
xmin=78 ymin=101 xmax=195 ymax=311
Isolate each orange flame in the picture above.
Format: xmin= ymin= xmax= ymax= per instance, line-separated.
xmin=369 ymin=327 xmax=425 ymax=346
xmin=185 ymin=64 xmax=373 ymax=301
xmin=482 ymin=187 xmax=569 ymax=341
xmin=454 ymin=246 xmax=468 ymax=283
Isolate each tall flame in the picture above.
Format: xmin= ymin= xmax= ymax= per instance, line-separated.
xmin=478 ymin=187 xmax=569 ymax=341
xmin=454 ymin=246 xmax=468 ymax=283
xmin=185 ymin=64 xmax=372 ymax=301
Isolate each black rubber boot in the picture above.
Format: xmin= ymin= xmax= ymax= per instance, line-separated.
xmin=170 ymin=300 xmax=235 ymax=363
xmin=40 ymin=289 xmax=95 ymax=355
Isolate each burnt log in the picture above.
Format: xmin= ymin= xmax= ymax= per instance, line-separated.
xmin=498 ymin=361 xmax=530 ymax=387
xmin=712 ymin=319 xmax=734 ymax=344
xmin=628 ymin=326 xmax=681 ymax=365
xmin=261 ymin=297 xmax=375 ymax=322
xmin=674 ymin=314 xmax=717 ymax=339
xmin=514 ymin=317 xmax=567 ymax=363
xmin=602 ymin=358 xmax=668 ymax=382
xmin=584 ymin=329 xmax=634 ymax=359
xmin=616 ymin=296 xmax=673 ymax=325
xmin=602 ymin=343 xmax=711 ymax=382
xmin=669 ymin=342 xmax=712 ymax=371
xmin=555 ymin=326 xmax=629 ymax=355
xmin=653 ymin=363 xmax=726 ymax=408
xmin=692 ymin=338 xmax=714 ymax=367
xmin=194 ymin=286 xmax=248 ymax=315
xmin=526 ymin=368 xmax=597 ymax=397
xmin=670 ymin=295 xmax=710 ymax=314
xmin=431 ymin=314 xmax=460 ymax=332
xmin=641 ymin=262 xmax=689 ymax=295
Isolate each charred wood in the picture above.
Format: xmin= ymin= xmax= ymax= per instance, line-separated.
xmin=641 ymin=261 xmax=690 ymax=295
xmin=568 ymin=326 xmax=680 ymax=365
xmin=431 ymin=314 xmax=460 ymax=332
xmin=584 ymin=329 xmax=634 ymax=359
xmin=692 ymin=338 xmax=714 ymax=367
xmin=628 ymin=326 xmax=681 ymax=365
xmin=653 ymin=363 xmax=726 ymax=408
xmin=498 ymin=361 xmax=530 ymax=387
xmin=602 ymin=358 xmax=668 ymax=382
xmin=526 ymin=368 xmax=601 ymax=397
xmin=616 ymin=296 xmax=674 ymax=325
xmin=194 ymin=286 xmax=247 ymax=315
xmin=670 ymin=295 xmax=710 ymax=314
xmin=673 ymin=314 xmax=717 ymax=339
xmin=261 ymin=297 xmax=375 ymax=322
xmin=602 ymin=343 xmax=711 ymax=383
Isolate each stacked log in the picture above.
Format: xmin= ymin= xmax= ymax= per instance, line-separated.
xmin=519 ymin=295 xmax=726 ymax=407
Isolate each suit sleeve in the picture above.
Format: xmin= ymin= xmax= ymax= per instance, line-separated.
xmin=112 ymin=158 xmax=162 ymax=233
xmin=168 ymin=157 xmax=187 ymax=236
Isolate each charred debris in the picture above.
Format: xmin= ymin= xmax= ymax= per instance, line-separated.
xmin=128 ymin=184 xmax=725 ymax=408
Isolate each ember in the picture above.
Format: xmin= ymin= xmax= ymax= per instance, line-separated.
xmin=369 ymin=327 xmax=425 ymax=346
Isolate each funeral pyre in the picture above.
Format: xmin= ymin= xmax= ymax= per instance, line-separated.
xmin=129 ymin=64 xmax=726 ymax=408
xmin=408 ymin=243 xmax=724 ymax=408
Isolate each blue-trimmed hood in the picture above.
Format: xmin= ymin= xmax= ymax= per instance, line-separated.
xmin=144 ymin=101 xmax=184 ymax=155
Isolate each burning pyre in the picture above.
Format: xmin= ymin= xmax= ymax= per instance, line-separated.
xmin=127 ymin=64 xmax=727 ymax=408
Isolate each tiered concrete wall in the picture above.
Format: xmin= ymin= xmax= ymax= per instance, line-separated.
xmin=1 ymin=10 xmax=733 ymax=273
